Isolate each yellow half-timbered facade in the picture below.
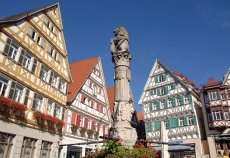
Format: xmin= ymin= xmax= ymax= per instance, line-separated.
xmin=0 ymin=3 xmax=72 ymax=158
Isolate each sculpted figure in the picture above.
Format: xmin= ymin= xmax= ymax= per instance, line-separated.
xmin=110 ymin=27 xmax=129 ymax=54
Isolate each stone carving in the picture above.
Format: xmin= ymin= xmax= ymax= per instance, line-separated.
xmin=110 ymin=27 xmax=137 ymax=147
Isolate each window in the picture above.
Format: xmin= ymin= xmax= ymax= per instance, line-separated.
xmin=0 ymin=132 xmax=14 ymax=158
xmin=209 ymin=91 xmax=218 ymax=100
xmin=55 ymin=53 xmax=61 ymax=63
xmin=59 ymin=78 xmax=66 ymax=94
xmin=43 ymin=16 xmax=50 ymax=28
xmin=8 ymin=81 xmax=24 ymax=102
xmin=39 ymin=65 xmax=49 ymax=82
xmin=207 ymin=114 xmax=212 ymax=122
xmin=40 ymin=141 xmax=52 ymax=158
xmin=18 ymin=49 xmax=32 ymax=71
xmin=47 ymin=100 xmax=54 ymax=116
xmin=37 ymin=36 xmax=46 ymax=48
xmin=3 ymin=37 xmax=19 ymax=61
xmin=50 ymin=72 xmax=58 ymax=88
xmin=176 ymin=98 xmax=181 ymax=106
xmin=152 ymin=103 xmax=157 ymax=111
xmin=184 ymin=96 xmax=189 ymax=104
xmin=32 ymin=93 xmax=43 ymax=111
xmin=168 ymin=100 xmax=172 ymax=108
xmin=0 ymin=76 xmax=9 ymax=96
xmin=54 ymin=104 xmax=62 ymax=119
xmin=164 ymin=121 xmax=169 ymax=129
xmin=150 ymin=89 xmax=155 ymax=95
xmin=224 ymin=112 xmax=230 ymax=120
xmin=93 ymin=85 xmax=97 ymax=95
xmin=27 ymin=27 xmax=36 ymax=40
xmin=47 ymin=44 xmax=54 ymax=56
xmin=213 ymin=111 xmax=223 ymax=120
xmin=188 ymin=117 xmax=193 ymax=125
xmin=88 ymin=120 xmax=91 ymax=129
xmin=20 ymin=138 xmax=36 ymax=158
xmin=204 ymin=94 xmax=209 ymax=103
xmin=179 ymin=118 xmax=184 ymax=126
xmin=160 ymin=101 xmax=164 ymax=109
xmin=80 ymin=116 xmax=84 ymax=127
xmin=220 ymin=92 xmax=226 ymax=100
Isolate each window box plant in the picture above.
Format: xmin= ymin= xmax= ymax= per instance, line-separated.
xmin=71 ymin=124 xmax=79 ymax=134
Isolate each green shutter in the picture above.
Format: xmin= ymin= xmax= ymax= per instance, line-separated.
xmin=172 ymin=98 xmax=176 ymax=107
xmin=189 ymin=94 xmax=193 ymax=104
xmin=147 ymin=123 xmax=152 ymax=132
xmin=162 ymin=74 xmax=167 ymax=81
xmin=193 ymin=115 xmax=197 ymax=125
xmin=165 ymin=86 xmax=169 ymax=95
xmin=154 ymin=121 xmax=161 ymax=130
xmin=172 ymin=83 xmax=176 ymax=89
xmin=164 ymin=99 xmax=168 ymax=109
xmin=184 ymin=117 xmax=188 ymax=126
xmin=179 ymin=96 xmax=184 ymax=105
xmin=150 ymin=89 xmax=154 ymax=95
xmin=156 ymin=101 xmax=160 ymax=110
xmin=149 ymin=104 xmax=153 ymax=112
xmin=155 ymin=76 xmax=158 ymax=83
xmin=174 ymin=118 xmax=179 ymax=128
xmin=157 ymin=89 xmax=160 ymax=96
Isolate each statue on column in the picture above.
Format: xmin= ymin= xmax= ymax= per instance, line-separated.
xmin=110 ymin=26 xmax=137 ymax=147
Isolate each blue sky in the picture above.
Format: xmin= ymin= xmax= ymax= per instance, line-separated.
xmin=1 ymin=1 xmax=230 ymax=111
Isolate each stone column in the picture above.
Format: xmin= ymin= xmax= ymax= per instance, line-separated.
xmin=110 ymin=27 xmax=137 ymax=147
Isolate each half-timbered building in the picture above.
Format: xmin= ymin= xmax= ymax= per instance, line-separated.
xmin=138 ymin=59 xmax=208 ymax=157
xmin=60 ymin=57 xmax=111 ymax=158
xmin=0 ymin=3 xmax=72 ymax=158
xmin=200 ymin=69 xmax=230 ymax=158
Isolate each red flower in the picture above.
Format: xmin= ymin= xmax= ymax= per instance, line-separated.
xmin=48 ymin=115 xmax=58 ymax=124
xmin=57 ymin=120 xmax=65 ymax=127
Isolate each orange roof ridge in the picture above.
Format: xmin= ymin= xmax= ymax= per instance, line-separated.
xmin=67 ymin=57 xmax=99 ymax=102
xmin=106 ymin=87 xmax=115 ymax=113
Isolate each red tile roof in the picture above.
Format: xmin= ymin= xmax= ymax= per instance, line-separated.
xmin=67 ymin=57 xmax=99 ymax=101
xmin=207 ymin=78 xmax=219 ymax=87
xmin=137 ymin=112 xmax=143 ymax=121
xmin=173 ymin=72 xmax=197 ymax=90
xmin=106 ymin=87 xmax=115 ymax=113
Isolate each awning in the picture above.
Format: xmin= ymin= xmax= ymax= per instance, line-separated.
xmin=152 ymin=145 xmax=194 ymax=151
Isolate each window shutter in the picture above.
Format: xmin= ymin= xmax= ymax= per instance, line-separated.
xmin=103 ymin=124 xmax=106 ymax=136
xmin=24 ymin=88 xmax=30 ymax=105
xmin=150 ymin=89 xmax=154 ymax=95
xmin=162 ymin=74 xmax=167 ymax=81
xmin=71 ymin=113 xmax=76 ymax=124
xmin=154 ymin=76 xmax=158 ymax=83
xmin=91 ymin=120 xmax=95 ymax=130
xmin=156 ymin=101 xmax=160 ymax=111
xmin=180 ymin=96 xmax=184 ymax=105
xmin=193 ymin=115 xmax=197 ymax=125
xmin=227 ymin=90 xmax=230 ymax=99
xmin=149 ymin=104 xmax=153 ymax=112
xmin=89 ymin=80 xmax=92 ymax=88
xmin=18 ymin=50 xmax=25 ymax=65
xmin=97 ymin=123 xmax=100 ymax=132
xmin=76 ymin=115 xmax=81 ymax=126
xmin=81 ymin=95 xmax=85 ymax=103
xmin=172 ymin=98 xmax=176 ymax=107
xmin=174 ymin=118 xmax=179 ymax=128
xmin=147 ymin=123 xmax=152 ymax=132
xmin=157 ymin=89 xmax=160 ymax=96
xmin=165 ymin=86 xmax=169 ymax=94
xmin=154 ymin=121 xmax=161 ymax=130
xmin=31 ymin=58 xmax=37 ymax=74
xmin=84 ymin=118 xmax=88 ymax=128
xmin=172 ymin=83 xmax=176 ymax=89
xmin=100 ymin=105 xmax=103 ymax=113
xmin=168 ymin=119 xmax=171 ymax=129
xmin=189 ymin=94 xmax=193 ymax=104
xmin=9 ymin=81 xmax=16 ymax=99
xmin=184 ymin=117 xmax=188 ymax=126
xmin=164 ymin=99 xmax=168 ymax=109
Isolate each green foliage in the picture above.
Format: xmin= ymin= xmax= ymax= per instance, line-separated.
xmin=89 ymin=140 xmax=158 ymax=158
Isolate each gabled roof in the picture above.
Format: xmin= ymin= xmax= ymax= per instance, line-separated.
xmin=106 ymin=87 xmax=115 ymax=113
xmin=223 ymin=69 xmax=230 ymax=86
xmin=67 ymin=57 xmax=99 ymax=102
xmin=0 ymin=3 xmax=58 ymax=26
xmin=138 ymin=59 xmax=199 ymax=104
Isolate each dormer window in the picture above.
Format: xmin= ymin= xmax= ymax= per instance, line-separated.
xmin=209 ymin=91 xmax=218 ymax=100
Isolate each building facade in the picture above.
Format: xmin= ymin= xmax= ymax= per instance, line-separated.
xmin=200 ymin=70 xmax=230 ymax=157
xmin=138 ymin=59 xmax=208 ymax=157
xmin=0 ymin=3 xmax=72 ymax=158
xmin=60 ymin=57 xmax=111 ymax=158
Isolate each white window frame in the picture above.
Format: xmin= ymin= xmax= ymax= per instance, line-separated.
xmin=47 ymin=100 xmax=54 ymax=116
xmin=220 ymin=92 xmax=226 ymax=100
xmin=168 ymin=100 xmax=172 ymax=108
xmin=9 ymin=82 xmax=24 ymax=103
xmin=39 ymin=65 xmax=49 ymax=83
xmin=80 ymin=116 xmax=84 ymax=127
xmin=0 ymin=76 xmax=9 ymax=96
xmin=179 ymin=118 xmax=184 ymax=126
xmin=3 ymin=37 xmax=19 ymax=61
xmin=214 ymin=111 xmax=223 ymax=120
xmin=32 ymin=93 xmax=43 ymax=111
xmin=177 ymin=98 xmax=181 ymax=106
xmin=184 ymin=97 xmax=189 ymax=104
xmin=160 ymin=101 xmax=164 ymax=109
xmin=209 ymin=91 xmax=218 ymax=101
xmin=88 ymin=120 xmax=91 ymax=129
xmin=54 ymin=104 xmax=62 ymax=119
xmin=27 ymin=27 xmax=36 ymax=40
xmin=152 ymin=104 xmax=157 ymax=111
xmin=20 ymin=138 xmax=36 ymax=158
xmin=188 ymin=117 xmax=193 ymax=125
